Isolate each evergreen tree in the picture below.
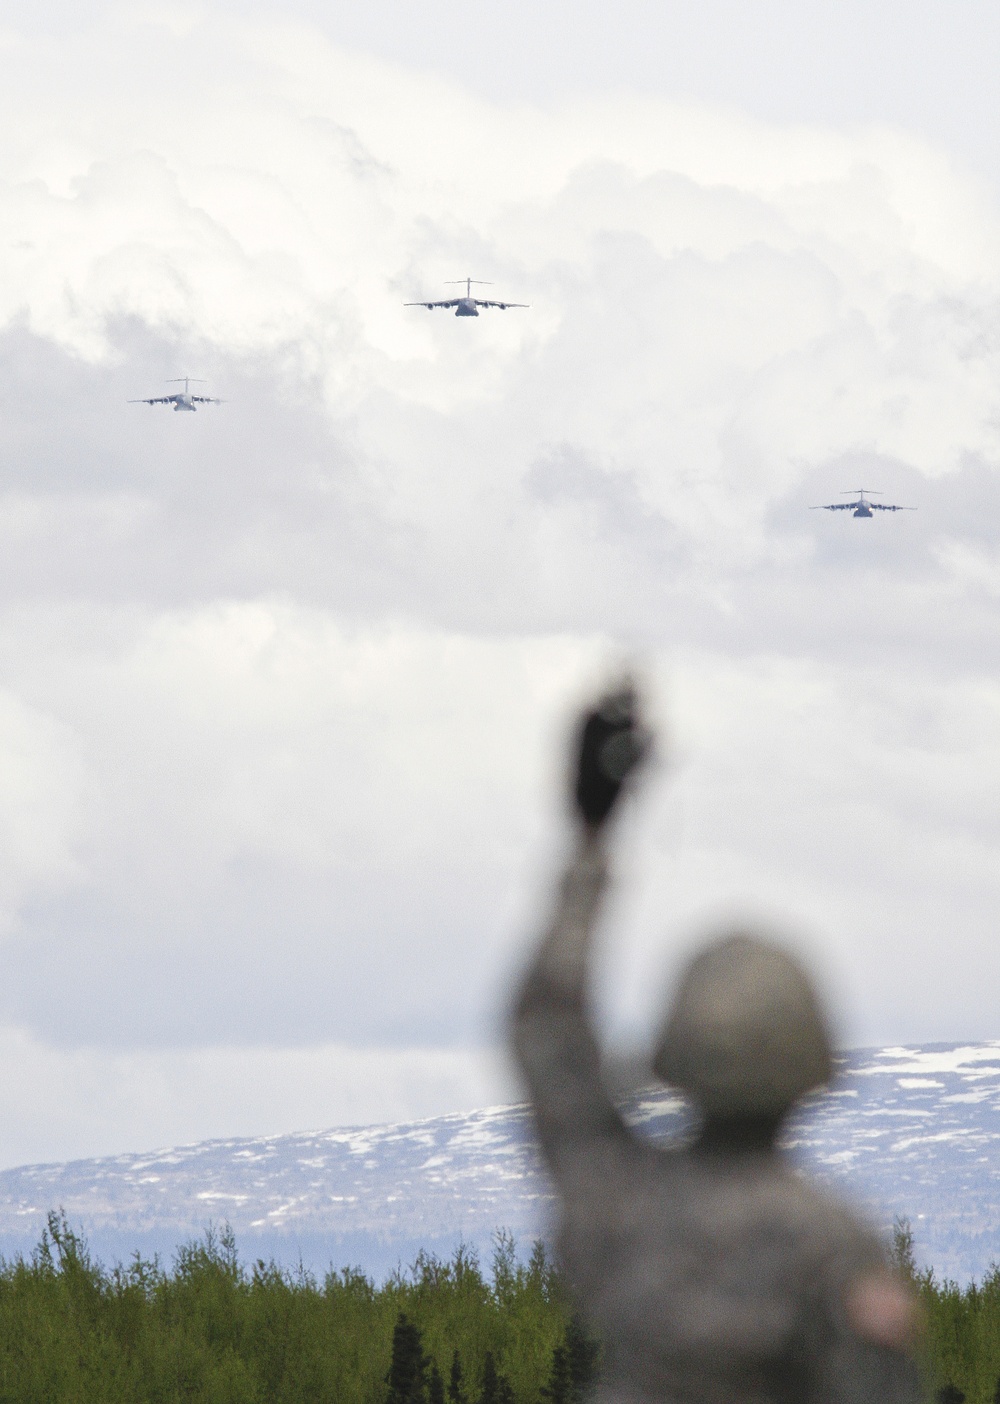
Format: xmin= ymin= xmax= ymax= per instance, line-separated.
xmin=448 ymin=1349 xmax=468 ymax=1404
xmin=543 ymin=1316 xmax=600 ymax=1404
xmin=479 ymin=1350 xmax=515 ymax=1404
xmin=428 ymin=1361 xmax=445 ymax=1404
xmin=387 ymin=1311 xmax=428 ymax=1404
xmin=480 ymin=1351 xmax=499 ymax=1404
xmin=540 ymin=1343 xmax=570 ymax=1404
xmin=566 ymin=1315 xmax=600 ymax=1398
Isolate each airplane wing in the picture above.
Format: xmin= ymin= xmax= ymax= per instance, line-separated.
xmin=190 ymin=396 xmax=223 ymax=404
xmin=810 ymin=502 xmax=856 ymax=511
xmin=870 ymin=503 xmax=916 ymax=511
xmin=404 ymin=299 xmax=461 ymax=309
xmin=128 ymin=396 xmax=178 ymax=405
xmin=474 ymin=300 xmax=529 ymax=310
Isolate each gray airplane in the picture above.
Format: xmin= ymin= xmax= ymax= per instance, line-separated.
xmin=405 ymin=277 xmax=529 ymax=317
xmin=129 ymin=378 xmax=223 ymax=412
xmin=811 ymin=488 xmax=915 ymax=518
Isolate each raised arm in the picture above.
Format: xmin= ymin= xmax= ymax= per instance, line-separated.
xmin=510 ymin=684 xmax=650 ymax=1180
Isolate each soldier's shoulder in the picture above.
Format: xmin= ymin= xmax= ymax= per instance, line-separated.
xmin=768 ymin=1162 xmax=885 ymax=1260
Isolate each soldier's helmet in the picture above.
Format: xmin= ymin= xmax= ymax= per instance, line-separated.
xmin=652 ymin=933 xmax=833 ymax=1118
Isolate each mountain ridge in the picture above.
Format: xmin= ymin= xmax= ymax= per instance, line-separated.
xmin=1 ymin=1041 xmax=998 ymax=1282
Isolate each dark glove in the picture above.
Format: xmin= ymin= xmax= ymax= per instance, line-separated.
xmin=573 ymin=683 xmax=650 ymax=828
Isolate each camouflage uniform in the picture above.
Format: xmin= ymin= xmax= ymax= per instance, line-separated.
xmin=512 ymin=836 xmax=921 ymax=1404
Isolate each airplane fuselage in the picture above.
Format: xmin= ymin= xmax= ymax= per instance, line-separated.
xmin=853 ymin=503 xmax=873 ymax=517
xmin=173 ymin=396 xmax=197 ymax=411
xmin=456 ymin=299 xmax=479 ymax=317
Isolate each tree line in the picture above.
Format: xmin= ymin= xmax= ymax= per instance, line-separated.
xmin=0 ymin=1213 xmax=595 ymax=1403
xmin=0 ymin=1210 xmax=997 ymax=1401
xmin=892 ymin=1218 xmax=1000 ymax=1404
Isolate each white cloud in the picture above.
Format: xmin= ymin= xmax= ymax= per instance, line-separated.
xmin=0 ymin=603 xmax=609 ymax=1052
xmin=0 ymin=690 xmax=84 ymax=918
xmin=0 ymin=5 xmax=994 ymax=1163
xmin=0 ymin=1025 xmax=510 ymax=1166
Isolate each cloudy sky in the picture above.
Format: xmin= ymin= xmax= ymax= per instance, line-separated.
xmin=0 ymin=0 xmax=998 ymax=1166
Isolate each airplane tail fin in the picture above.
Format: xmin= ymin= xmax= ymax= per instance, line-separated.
xmin=444 ymin=277 xmax=493 ymax=297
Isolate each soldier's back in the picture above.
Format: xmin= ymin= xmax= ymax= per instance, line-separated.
xmin=559 ymin=1137 xmax=899 ymax=1404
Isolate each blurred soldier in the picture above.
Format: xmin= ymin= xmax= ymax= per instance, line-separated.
xmin=512 ymin=684 xmax=920 ymax=1404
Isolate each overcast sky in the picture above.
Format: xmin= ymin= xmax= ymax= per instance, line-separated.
xmin=0 ymin=0 xmax=997 ymax=1166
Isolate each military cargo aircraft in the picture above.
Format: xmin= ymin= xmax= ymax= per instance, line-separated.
xmin=405 ymin=277 xmax=528 ymax=317
xmin=810 ymin=488 xmax=915 ymax=518
xmin=129 ymin=378 xmax=223 ymax=412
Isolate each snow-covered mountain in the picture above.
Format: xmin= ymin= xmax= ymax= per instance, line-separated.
xmin=1 ymin=1042 xmax=999 ymax=1282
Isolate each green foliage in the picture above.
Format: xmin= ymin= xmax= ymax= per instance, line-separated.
xmin=447 ymin=1348 xmax=467 ymax=1404
xmin=386 ymin=1313 xmax=428 ymax=1404
xmin=0 ymin=1220 xmax=572 ymax=1404
xmin=890 ymin=1216 xmax=920 ymax=1284
xmin=428 ymin=1360 xmax=445 ymax=1404
xmin=540 ymin=1343 xmax=570 ymax=1404
xmin=539 ymin=1314 xmax=600 ymax=1404
xmin=564 ymin=1315 xmax=600 ymax=1399
xmin=886 ymin=1217 xmax=1000 ymax=1404
xmin=14 ymin=1212 xmax=1000 ymax=1403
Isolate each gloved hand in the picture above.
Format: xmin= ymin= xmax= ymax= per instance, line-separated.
xmin=573 ymin=682 xmax=650 ymax=829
